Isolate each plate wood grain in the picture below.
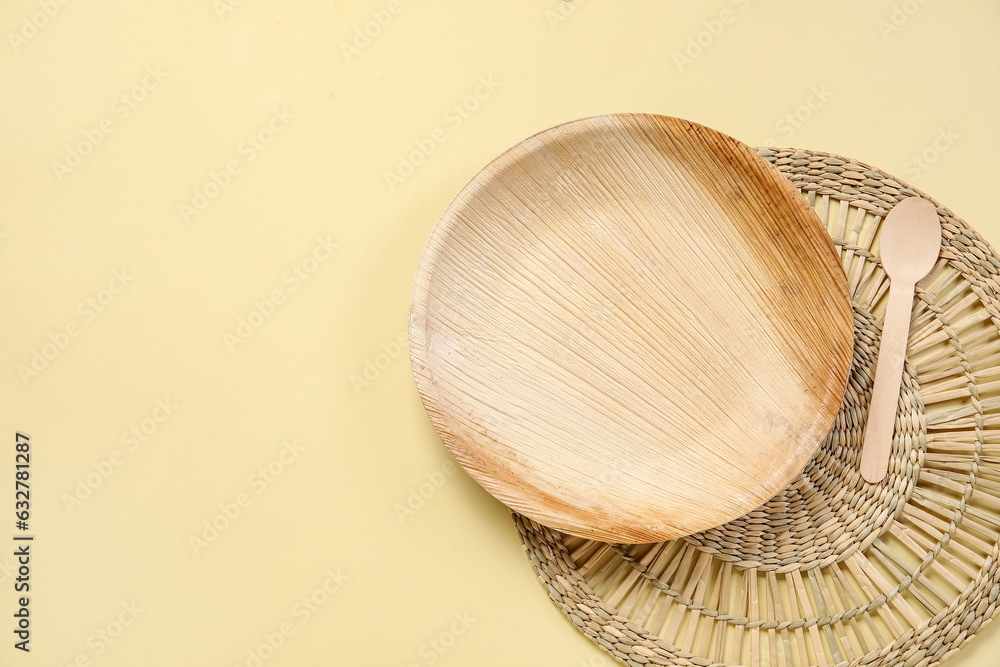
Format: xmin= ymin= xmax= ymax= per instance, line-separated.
xmin=409 ymin=114 xmax=853 ymax=543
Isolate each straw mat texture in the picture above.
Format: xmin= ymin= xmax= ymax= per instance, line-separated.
xmin=514 ymin=148 xmax=1000 ymax=667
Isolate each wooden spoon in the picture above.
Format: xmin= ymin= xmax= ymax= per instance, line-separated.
xmin=860 ymin=197 xmax=942 ymax=484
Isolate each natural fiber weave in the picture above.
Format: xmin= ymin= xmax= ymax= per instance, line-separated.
xmin=514 ymin=148 xmax=1000 ymax=667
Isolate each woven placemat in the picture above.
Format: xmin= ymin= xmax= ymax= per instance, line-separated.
xmin=514 ymin=148 xmax=1000 ymax=667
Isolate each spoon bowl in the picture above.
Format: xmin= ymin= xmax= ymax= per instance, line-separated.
xmin=879 ymin=198 xmax=942 ymax=283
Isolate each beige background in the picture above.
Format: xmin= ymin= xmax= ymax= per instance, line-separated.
xmin=2 ymin=1 xmax=999 ymax=665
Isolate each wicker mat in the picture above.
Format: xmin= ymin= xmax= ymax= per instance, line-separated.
xmin=514 ymin=148 xmax=1000 ymax=667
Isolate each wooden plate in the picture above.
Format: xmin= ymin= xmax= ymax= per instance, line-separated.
xmin=409 ymin=114 xmax=853 ymax=543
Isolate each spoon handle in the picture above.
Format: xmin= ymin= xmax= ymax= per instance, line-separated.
xmin=861 ymin=280 xmax=916 ymax=483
